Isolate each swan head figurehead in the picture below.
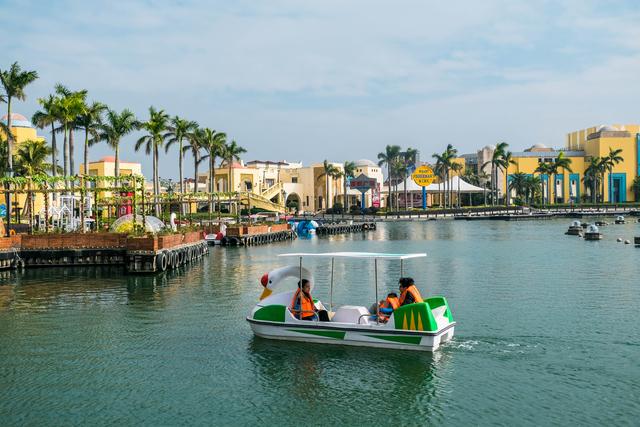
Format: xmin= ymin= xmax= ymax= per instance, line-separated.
xmin=259 ymin=265 xmax=313 ymax=300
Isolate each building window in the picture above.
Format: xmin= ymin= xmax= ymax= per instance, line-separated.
xmin=292 ymin=177 xmax=298 ymax=183
xmin=306 ymin=196 xmax=309 ymax=206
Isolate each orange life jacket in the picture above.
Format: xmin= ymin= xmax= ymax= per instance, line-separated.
xmin=290 ymin=288 xmax=315 ymax=318
xmin=399 ymin=285 xmax=423 ymax=306
xmin=378 ymin=296 xmax=400 ymax=322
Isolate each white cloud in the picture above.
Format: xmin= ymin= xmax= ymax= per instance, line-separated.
xmin=1 ymin=0 xmax=640 ymax=178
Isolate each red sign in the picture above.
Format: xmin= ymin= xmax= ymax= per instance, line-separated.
xmin=372 ymin=184 xmax=380 ymax=208
xmin=349 ymin=174 xmax=376 ymax=192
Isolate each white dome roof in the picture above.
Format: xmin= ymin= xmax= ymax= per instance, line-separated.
xmin=354 ymin=159 xmax=377 ymax=167
xmin=532 ymin=143 xmax=547 ymax=148
xmin=598 ymin=125 xmax=618 ymax=132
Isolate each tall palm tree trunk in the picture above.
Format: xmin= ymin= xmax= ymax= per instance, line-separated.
xmin=387 ymin=165 xmax=391 ymax=211
xmin=69 ymin=129 xmax=75 ymax=176
xmin=153 ymin=144 xmax=160 ymax=216
xmin=208 ymin=156 xmax=215 ymax=213
xmin=63 ymin=124 xmax=69 ymax=185
xmin=179 ymin=138 xmax=184 ymax=214
xmin=194 ymin=153 xmax=199 ymax=193
xmin=4 ymin=99 xmax=11 ymax=236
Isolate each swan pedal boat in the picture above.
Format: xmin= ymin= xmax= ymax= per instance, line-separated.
xmin=247 ymin=252 xmax=455 ymax=352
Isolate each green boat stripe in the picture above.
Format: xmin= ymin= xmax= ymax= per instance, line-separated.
xmin=246 ymin=317 xmax=456 ymax=337
xmin=365 ymin=334 xmax=422 ymax=345
xmin=288 ymin=329 xmax=346 ymax=340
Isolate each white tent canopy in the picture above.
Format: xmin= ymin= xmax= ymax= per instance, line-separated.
xmin=396 ymin=175 xmax=485 ymax=193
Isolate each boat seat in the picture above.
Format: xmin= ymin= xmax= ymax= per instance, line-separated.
xmin=332 ymin=305 xmax=371 ymax=324
xmin=431 ymin=305 xmax=449 ymax=329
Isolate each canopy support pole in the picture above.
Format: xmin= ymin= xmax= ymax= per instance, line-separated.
xmin=374 ymin=258 xmax=379 ymax=325
xmin=330 ymin=257 xmax=334 ymax=313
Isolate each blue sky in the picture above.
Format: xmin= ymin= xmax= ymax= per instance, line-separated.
xmin=2 ymin=0 xmax=640 ymax=179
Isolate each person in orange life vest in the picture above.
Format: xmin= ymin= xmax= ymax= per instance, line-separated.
xmin=290 ymin=279 xmax=317 ymax=320
xmin=377 ymin=292 xmax=400 ymax=323
xmin=398 ymin=277 xmax=423 ymax=306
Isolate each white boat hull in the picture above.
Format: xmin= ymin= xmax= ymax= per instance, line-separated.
xmin=248 ymin=318 xmax=455 ymax=352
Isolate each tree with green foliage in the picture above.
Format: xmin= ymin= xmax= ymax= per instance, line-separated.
xmin=0 ymin=61 xmax=38 ymax=235
xmin=32 ymin=94 xmax=60 ymax=177
xmin=603 ymin=147 xmax=623 ymax=203
xmin=317 ymin=160 xmax=341 ymax=211
xmin=401 ymin=148 xmax=418 ymax=209
xmin=75 ymin=101 xmax=107 ymax=176
xmin=93 ymin=108 xmax=138 ymax=179
xmin=184 ymin=126 xmax=205 ymax=193
xmin=136 ymin=107 xmax=170 ymax=215
xmin=199 ymin=128 xmax=226 ymax=212
xmin=341 ymin=160 xmax=356 ymax=214
xmin=501 ymin=150 xmax=517 ymax=206
xmin=553 ymin=151 xmax=573 ymax=203
xmin=221 ymin=139 xmax=246 ymax=194
xmin=378 ymin=145 xmax=401 ymax=211
xmin=165 ymin=117 xmax=198 ymax=197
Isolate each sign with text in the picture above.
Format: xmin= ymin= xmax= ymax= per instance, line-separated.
xmin=349 ymin=174 xmax=376 ymax=192
xmin=411 ymin=165 xmax=435 ymax=187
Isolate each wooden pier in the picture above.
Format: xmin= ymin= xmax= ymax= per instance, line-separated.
xmin=315 ymin=222 xmax=377 ymax=235
xmin=0 ymin=231 xmax=208 ymax=273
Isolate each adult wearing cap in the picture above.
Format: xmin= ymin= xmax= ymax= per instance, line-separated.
xmin=398 ymin=277 xmax=423 ymax=306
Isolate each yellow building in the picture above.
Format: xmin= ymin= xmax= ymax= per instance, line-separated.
xmin=81 ymin=156 xmax=143 ymax=179
xmin=507 ymin=124 xmax=640 ymax=203
xmin=1 ymin=113 xmax=47 ymax=221
xmin=199 ymin=158 xmax=387 ymax=213
xmin=0 ymin=113 xmax=45 ymax=146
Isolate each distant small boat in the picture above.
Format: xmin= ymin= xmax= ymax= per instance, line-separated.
xmin=615 ymin=215 xmax=625 ymax=224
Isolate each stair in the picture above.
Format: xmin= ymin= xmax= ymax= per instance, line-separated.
xmin=261 ymin=182 xmax=284 ymax=202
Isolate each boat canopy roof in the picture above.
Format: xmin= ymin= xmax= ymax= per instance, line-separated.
xmin=279 ymin=252 xmax=426 ymax=260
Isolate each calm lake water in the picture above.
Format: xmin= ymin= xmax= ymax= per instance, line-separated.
xmin=1 ymin=219 xmax=639 ymax=425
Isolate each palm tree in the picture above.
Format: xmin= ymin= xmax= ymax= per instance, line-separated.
xmin=14 ymin=139 xmax=56 ymax=176
xmin=482 ymin=142 xmax=508 ymax=206
xmin=76 ymin=101 xmax=107 ymax=176
xmin=341 ymin=161 xmax=356 ymax=213
xmin=165 ymin=117 xmax=198 ymax=197
xmin=524 ymin=175 xmax=542 ymax=204
xmin=54 ymin=84 xmax=86 ymax=177
xmin=501 ymin=150 xmax=517 ymax=206
xmin=32 ymin=94 xmax=60 ymax=177
xmin=432 ymin=144 xmax=457 ymax=208
xmin=450 ymin=161 xmax=463 ymax=208
xmin=401 ymin=148 xmax=418 ymax=209
xmin=377 ymin=145 xmax=401 ymax=211
xmin=508 ymin=172 xmax=528 ymax=204
xmin=534 ymin=162 xmax=551 ymax=205
xmin=603 ymin=147 xmax=623 ymax=203
xmin=93 ymin=109 xmax=138 ymax=178
xmin=553 ymin=151 xmax=573 ymax=203
xmin=136 ymin=107 xmax=170 ymax=216
xmin=221 ymin=139 xmax=247 ymax=194
xmin=632 ymin=176 xmax=640 ymax=202
xmin=199 ymin=128 xmax=226 ymax=212
xmin=1 ymin=61 xmax=38 ymax=235
xmin=317 ymin=160 xmax=340 ymax=211
xmin=14 ymin=139 xmax=57 ymax=224
xmin=184 ymin=127 xmax=205 ymax=193
xmin=583 ymin=157 xmax=602 ymax=203
xmin=0 ymin=62 xmax=38 ymax=175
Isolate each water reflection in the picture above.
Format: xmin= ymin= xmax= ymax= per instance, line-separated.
xmin=247 ymin=336 xmax=449 ymax=422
